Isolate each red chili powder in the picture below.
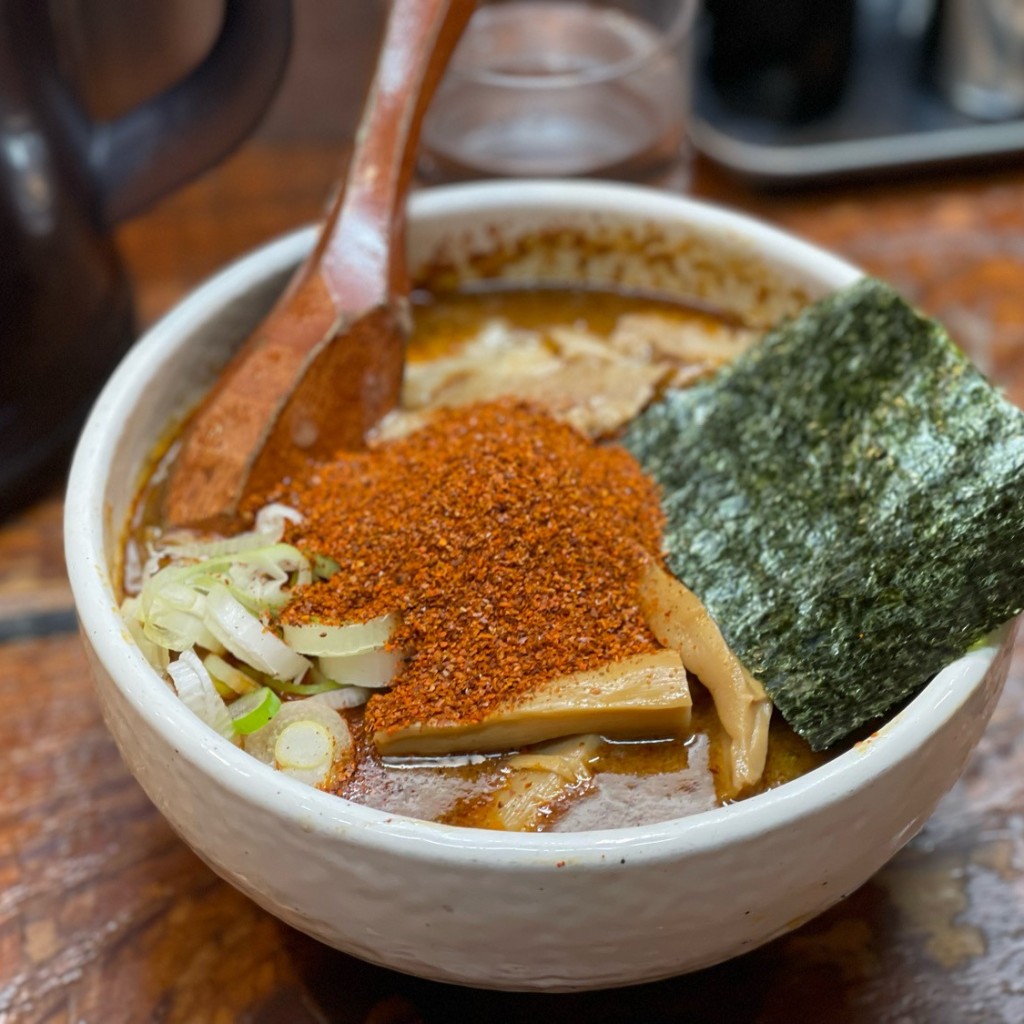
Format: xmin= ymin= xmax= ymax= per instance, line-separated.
xmin=280 ymin=401 xmax=664 ymax=737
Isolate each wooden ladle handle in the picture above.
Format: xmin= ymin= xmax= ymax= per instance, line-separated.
xmin=162 ymin=0 xmax=476 ymax=529
xmin=319 ymin=0 xmax=477 ymax=311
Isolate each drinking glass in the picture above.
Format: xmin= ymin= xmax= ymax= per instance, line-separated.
xmin=418 ymin=0 xmax=698 ymax=188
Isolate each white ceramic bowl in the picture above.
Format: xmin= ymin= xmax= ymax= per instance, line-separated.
xmin=65 ymin=181 xmax=1016 ymax=992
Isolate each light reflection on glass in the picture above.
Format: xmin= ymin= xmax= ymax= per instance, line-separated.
xmin=2 ymin=117 xmax=55 ymax=236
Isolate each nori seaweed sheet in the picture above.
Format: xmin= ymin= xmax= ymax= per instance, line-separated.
xmin=623 ymin=277 xmax=1024 ymax=750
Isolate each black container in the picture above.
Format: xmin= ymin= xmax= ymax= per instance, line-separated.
xmin=704 ymin=0 xmax=857 ymax=124
xmin=0 ymin=0 xmax=292 ymax=517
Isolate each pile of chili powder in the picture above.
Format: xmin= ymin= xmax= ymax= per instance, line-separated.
xmin=280 ymin=401 xmax=665 ymax=736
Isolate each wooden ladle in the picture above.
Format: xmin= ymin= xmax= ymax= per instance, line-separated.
xmin=163 ymin=0 xmax=477 ymax=528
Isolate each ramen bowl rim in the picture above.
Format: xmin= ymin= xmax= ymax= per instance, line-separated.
xmin=65 ymin=178 xmax=1005 ymax=870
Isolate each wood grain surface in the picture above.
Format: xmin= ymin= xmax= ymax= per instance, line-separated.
xmin=3 ymin=144 xmax=1024 ymax=1023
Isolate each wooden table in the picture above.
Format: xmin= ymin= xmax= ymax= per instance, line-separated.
xmin=3 ymin=144 xmax=1024 ymax=1024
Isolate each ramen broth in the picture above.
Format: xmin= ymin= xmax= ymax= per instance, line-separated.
xmin=124 ymin=284 xmax=828 ymax=831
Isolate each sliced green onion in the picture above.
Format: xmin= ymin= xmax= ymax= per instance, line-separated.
xmin=313 ymin=553 xmax=341 ymax=580
xmin=166 ymin=649 xmax=235 ymax=741
xmin=243 ymin=701 xmax=352 ymax=788
xmin=270 ymin=677 xmax=343 ymax=696
xmin=276 ymin=721 xmax=332 ymax=769
xmin=317 ymin=646 xmax=403 ymax=688
xmin=120 ymin=596 xmax=170 ymax=671
xmin=149 ymin=530 xmax=271 ymax=563
xmin=254 ymin=503 xmax=303 ymax=538
xmin=139 ymin=581 xmax=224 ymax=654
xmin=229 ymin=687 xmax=282 ymax=735
xmin=145 ymin=504 xmax=303 ymax=571
xmin=134 ymin=543 xmax=311 ymax=661
xmin=222 ymin=544 xmax=311 ymax=609
xmin=203 ymin=653 xmax=261 ymax=695
xmin=282 ymin=612 xmax=397 ymax=657
xmin=308 ymin=686 xmax=372 ymax=710
xmin=211 ymin=676 xmax=236 ymax=700
xmin=141 ymin=543 xmax=310 ymax=618
xmin=204 ymin=584 xmax=311 ymax=681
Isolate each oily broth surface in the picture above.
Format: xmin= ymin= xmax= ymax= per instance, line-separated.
xmin=126 ymin=284 xmax=827 ymax=830
xmin=407 ymin=284 xmax=739 ymax=361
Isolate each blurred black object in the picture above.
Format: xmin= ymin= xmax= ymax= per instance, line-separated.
xmin=704 ymin=0 xmax=857 ymax=124
xmin=0 ymin=0 xmax=291 ymax=519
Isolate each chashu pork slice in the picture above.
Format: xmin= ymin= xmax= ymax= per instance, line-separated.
xmin=373 ymin=650 xmax=691 ymax=756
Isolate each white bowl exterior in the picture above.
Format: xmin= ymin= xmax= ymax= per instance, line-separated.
xmin=65 ymin=182 xmax=1015 ymax=990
